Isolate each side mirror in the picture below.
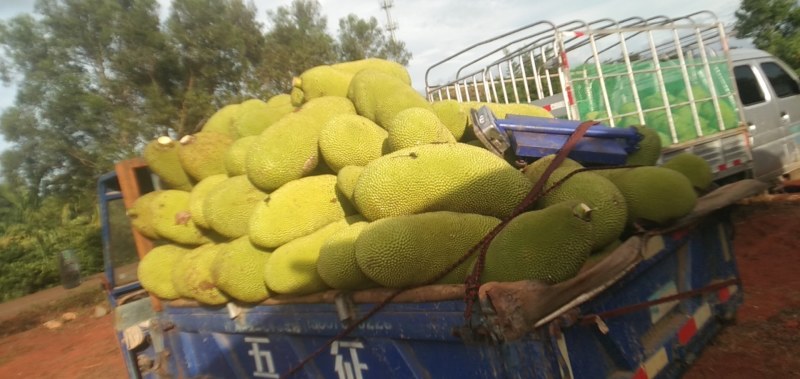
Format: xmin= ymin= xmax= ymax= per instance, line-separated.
xmin=58 ymin=249 xmax=82 ymax=289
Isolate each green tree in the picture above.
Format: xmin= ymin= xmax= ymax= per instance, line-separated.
xmin=337 ymin=14 xmax=411 ymax=65
xmin=735 ymin=0 xmax=800 ymax=71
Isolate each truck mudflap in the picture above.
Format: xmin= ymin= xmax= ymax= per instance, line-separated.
xmin=154 ymin=180 xmax=766 ymax=379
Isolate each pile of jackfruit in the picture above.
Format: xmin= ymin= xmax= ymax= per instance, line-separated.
xmin=132 ymin=58 xmax=712 ymax=305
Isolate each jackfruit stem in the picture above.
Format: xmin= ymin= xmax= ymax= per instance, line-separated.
xmin=573 ymin=203 xmax=593 ymax=222
xmin=157 ymin=136 xmax=173 ymax=146
xmin=292 ymin=77 xmax=302 ymax=88
xmin=179 ymin=135 xmax=194 ymax=145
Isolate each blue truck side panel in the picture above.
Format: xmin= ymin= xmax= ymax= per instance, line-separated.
xmin=147 ymin=211 xmax=741 ymax=379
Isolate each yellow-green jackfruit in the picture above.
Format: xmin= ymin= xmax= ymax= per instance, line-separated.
xmin=178 ymin=132 xmax=234 ymax=181
xmin=172 ymin=243 xmax=228 ymax=305
xmin=249 ymin=175 xmax=356 ymax=249
xmin=260 ymin=93 xmax=296 ymax=128
xmin=347 ymin=69 xmax=432 ymax=127
xmin=626 ymin=125 xmax=663 ymax=166
xmin=482 ymin=201 xmax=594 ymax=284
xmin=264 ymin=216 xmax=363 ymax=295
xmin=127 ymin=191 xmax=163 ymax=240
xmin=336 ymin=165 xmax=364 ymax=206
xmin=138 ymin=244 xmax=192 ymax=300
xmin=202 ymin=103 xmax=241 ymax=140
xmin=319 ymin=114 xmax=388 ymax=172
xmin=150 ymin=190 xmax=211 ymax=246
xmin=385 ymin=107 xmax=457 ymax=152
xmin=204 ymin=175 xmax=267 ymax=239
xmin=332 ymin=58 xmax=411 ymax=85
xmin=189 ymin=174 xmax=228 ymax=230
xmin=316 ymin=221 xmax=378 ymax=290
xmin=432 ymin=100 xmax=469 ymax=141
xmin=212 ymin=236 xmax=272 ymax=303
xmin=224 ymin=135 xmax=257 ymax=177
xmin=245 ymin=113 xmax=321 ymax=191
xmin=660 ymin=152 xmax=713 ymax=192
xmin=521 ymin=154 xmax=583 ymax=183
xmin=355 ymin=212 xmax=501 ymax=288
xmin=608 ymin=166 xmax=698 ymax=225
xmin=291 ymin=65 xmax=353 ymax=104
xmin=143 ymin=137 xmax=193 ymax=191
xmin=353 ymin=143 xmax=532 ymax=220
xmin=295 ymin=96 xmax=357 ymax=127
xmin=233 ymin=99 xmax=272 ymax=137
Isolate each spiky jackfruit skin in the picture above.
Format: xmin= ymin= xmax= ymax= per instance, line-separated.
xmin=290 ymin=87 xmax=305 ymax=107
xmin=533 ymin=168 xmax=627 ymax=250
xmin=608 ymin=166 xmax=698 ymax=225
xmin=295 ymin=96 xmax=357 ymax=127
xmin=178 ymin=132 xmax=234 ymax=182
xmin=482 ymin=201 xmax=594 ymax=284
xmin=332 ymin=58 xmax=411 ymax=85
xmin=626 ymin=125 xmax=662 ymax=166
xmin=353 ymin=143 xmax=532 ymax=221
xmin=316 ymin=221 xmax=378 ymax=290
xmin=204 ymin=175 xmax=266 ymax=239
xmin=661 ymin=153 xmax=713 ymax=191
xmin=172 ymin=243 xmax=228 ymax=305
xmin=347 ymin=69 xmax=433 ymax=127
xmin=189 ymin=174 xmax=228 ymax=229
xmin=150 ymin=190 xmax=211 ymax=246
xmin=319 ymin=114 xmax=388 ymax=172
xmin=432 ymin=100 xmax=469 ymax=141
xmin=355 ymin=212 xmax=501 ymax=288
xmin=202 ymin=103 xmax=241 ymax=139
xmin=385 ymin=107 xmax=457 ymax=152
xmin=264 ymin=216 xmax=364 ymax=295
xmin=233 ymin=99 xmax=272 ymax=137
xmin=261 ymin=93 xmax=295 ymax=127
xmin=336 ymin=165 xmax=363 ymax=206
xmin=212 ymin=236 xmax=272 ymax=303
xmin=521 ymin=154 xmax=583 ymax=183
xmin=249 ymin=175 xmax=356 ymax=249
xmin=127 ymin=191 xmax=162 ymax=240
xmin=292 ymin=65 xmax=353 ymax=104
xmin=245 ymin=113 xmax=321 ymax=191
xmin=138 ymin=244 xmax=192 ymax=299
xmin=143 ymin=138 xmax=193 ymax=191
xmin=224 ymin=135 xmax=257 ymax=177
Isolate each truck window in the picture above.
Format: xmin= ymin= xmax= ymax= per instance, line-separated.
xmin=734 ymin=65 xmax=765 ymax=106
xmin=760 ymin=61 xmax=800 ymax=98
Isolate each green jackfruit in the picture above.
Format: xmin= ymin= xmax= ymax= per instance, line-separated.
xmin=432 ymin=100 xmax=469 ymax=141
xmin=347 ymin=69 xmax=432 ymax=127
xmin=522 ymin=154 xmax=583 ymax=183
xmin=332 ymin=58 xmax=411 ymax=85
xmin=212 ymin=236 xmax=272 ymax=303
xmin=138 ymin=244 xmax=192 ymax=300
xmin=336 ymin=165 xmax=363 ymax=206
xmin=204 ymin=175 xmax=266 ymax=239
xmin=608 ymin=166 xmax=698 ymax=225
xmin=224 ymin=135 xmax=257 ymax=177
xmin=355 ymin=212 xmax=501 ymax=288
xmin=533 ymin=167 xmax=627 ymax=250
xmin=319 ymin=114 xmax=388 ymax=172
xmin=661 ymin=153 xmax=713 ymax=191
xmin=245 ymin=113 xmax=321 ymax=191
xmin=202 ymin=103 xmax=241 ymax=139
xmin=626 ymin=124 xmax=663 ymax=166
xmin=150 ymin=190 xmax=211 ymax=246
xmin=482 ymin=201 xmax=594 ymax=284
xmin=172 ymin=243 xmax=228 ymax=305
xmin=189 ymin=174 xmax=228 ymax=230
xmin=178 ymin=132 xmax=234 ymax=181
xmin=143 ymin=137 xmax=193 ymax=191
xmin=291 ymin=65 xmax=353 ymax=104
xmin=249 ymin=175 xmax=355 ymax=249
xmin=264 ymin=216 xmax=363 ymax=295
xmin=316 ymin=221 xmax=378 ymax=290
xmin=127 ymin=191 xmax=162 ymax=240
xmin=385 ymin=107 xmax=457 ymax=152
xmin=354 ymin=143 xmax=532 ymax=220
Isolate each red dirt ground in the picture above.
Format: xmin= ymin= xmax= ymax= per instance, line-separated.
xmin=0 ymin=197 xmax=798 ymax=379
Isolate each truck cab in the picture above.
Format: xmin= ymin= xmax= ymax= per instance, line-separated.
xmin=729 ymin=48 xmax=800 ymax=181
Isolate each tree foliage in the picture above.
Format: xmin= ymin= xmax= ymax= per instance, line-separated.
xmin=0 ymin=0 xmax=412 ymax=299
xmin=735 ymin=0 xmax=800 ymax=71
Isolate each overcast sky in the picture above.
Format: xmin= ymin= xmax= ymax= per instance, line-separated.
xmin=0 ymin=0 xmax=744 ymax=153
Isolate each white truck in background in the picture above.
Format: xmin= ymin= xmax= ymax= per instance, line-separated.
xmin=425 ymin=10 xmax=800 ymax=185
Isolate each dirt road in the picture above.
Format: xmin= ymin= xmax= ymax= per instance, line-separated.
xmin=0 ymin=198 xmax=798 ymax=378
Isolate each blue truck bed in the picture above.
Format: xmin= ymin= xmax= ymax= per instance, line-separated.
xmin=116 ymin=180 xmax=764 ymax=379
